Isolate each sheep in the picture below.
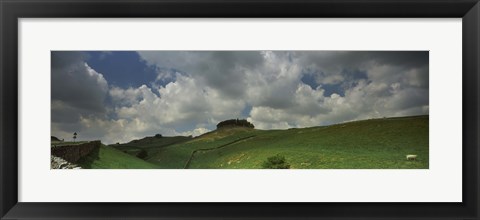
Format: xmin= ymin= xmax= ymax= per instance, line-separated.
xmin=406 ymin=155 xmax=417 ymax=161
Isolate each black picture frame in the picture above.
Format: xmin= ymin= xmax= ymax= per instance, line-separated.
xmin=1 ymin=0 xmax=479 ymax=219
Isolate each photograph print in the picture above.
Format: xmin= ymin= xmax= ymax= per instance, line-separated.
xmin=51 ymin=51 xmax=429 ymax=169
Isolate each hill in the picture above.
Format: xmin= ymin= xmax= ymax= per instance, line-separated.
xmin=145 ymin=127 xmax=258 ymax=168
xmin=111 ymin=135 xmax=192 ymax=160
xmin=144 ymin=115 xmax=429 ymax=169
xmin=77 ymin=144 xmax=160 ymax=169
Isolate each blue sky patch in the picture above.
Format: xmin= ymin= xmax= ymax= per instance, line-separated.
xmin=322 ymin=83 xmax=345 ymax=97
xmin=86 ymin=51 xmax=158 ymax=89
xmin=241 ymin=105 xmax=253 ymax=118
xmin=300 ymin=72 xmax=320 ymax=90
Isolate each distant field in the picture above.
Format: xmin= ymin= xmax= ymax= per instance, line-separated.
xmin=136 ymin=115 xmax=428 ymax=169
xmin=111 ymin=136 xmax=192 ymax=160
xmin=51 ymin=141 xmax=88 ymax=147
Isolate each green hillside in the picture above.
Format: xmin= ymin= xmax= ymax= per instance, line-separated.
xmin=145 ymin=127 xmax=259 ymax=168
xmin=111 ymin=135 xmax=192 ymax=160
xmin=77 ymin=145 xmax=160 ymax=169
xmin=145 ymin=115 xmax=429 ymax=169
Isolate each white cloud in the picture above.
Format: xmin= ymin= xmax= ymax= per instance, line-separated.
xmin=181 ymin=127 xmax=211 ymax=137
xmin=138 ymin=51 xmax=428 ymax=130
xmin=77 ymin=116 xmax=179 ymax=144
xmin=52 ymin=51 xmax=429 ymax=144
xmin=85 ymin=73 xmax=244 ymax=144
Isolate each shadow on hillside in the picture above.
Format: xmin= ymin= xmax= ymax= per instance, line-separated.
xmin=76 ymin=146 xmax=100 ymax=168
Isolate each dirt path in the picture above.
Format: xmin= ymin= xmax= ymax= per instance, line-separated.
xmin=184 ymin=135 xmax=256 ymax=169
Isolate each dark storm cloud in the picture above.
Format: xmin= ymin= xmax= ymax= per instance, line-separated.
xmin=297 ymin=51 xmax=428 ymax=69
xmin=51 ymin=51 xmax=87 ymax=70
xmin=51 ymin=51 xmax=109 ymax=123
xmin=369 ymin=51 xmax=428 ymax=68
xmin=304 ymin=51 xmax=428 ymax=86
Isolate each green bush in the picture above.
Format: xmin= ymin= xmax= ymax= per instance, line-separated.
xmin=136 ymin=150 xmax=148 ymax=159
xmin=262 ymin=154 xmax=290 ymax=169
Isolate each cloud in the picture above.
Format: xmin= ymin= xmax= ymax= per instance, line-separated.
xmin=77 ymin=116 xmax=180 ymax=144
xmin=67 ymin=73 xmax=245 ymax=144
xmin=51 ymin=51 xmax=109 ymax=126
xmin=181 ymin=127 xmax=211 ymax=137
xmin=52 ymin=51 xmax=429 ymax=144
xmin=115 ymin=73 xmax=245 ymax=132
xmin=138 ymin=51 xmax=428 ymax=129
xmin=51 ymin=52 xmax=108 ymax=115
xmin=51 ymin=52 xmax=111 ymax=141
xmin=138 ymin=51 xmax=263 ymax=98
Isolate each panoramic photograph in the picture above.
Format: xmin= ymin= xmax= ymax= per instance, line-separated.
xmin=51 ymin=51 xmax=429 ymax=169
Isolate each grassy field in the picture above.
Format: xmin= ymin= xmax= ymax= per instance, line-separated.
xmin=139 ymin=115 xmax=428 ymax=169
xmin=51 ymin=141 xmax=89 ymax=147
xmin=143 ymin=128 xmax=259 ymax=168
xmin=77 ymin=145 xmax=160 ymax=169
xmin=111 ymin=135 xmax=192 ymax=159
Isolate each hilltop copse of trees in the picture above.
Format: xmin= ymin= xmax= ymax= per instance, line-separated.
xmin=216 ymin=119 xmax=254 ymax=129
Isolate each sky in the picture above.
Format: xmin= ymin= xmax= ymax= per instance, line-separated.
xmin=51 ymin=51 xmax=429 ymax=144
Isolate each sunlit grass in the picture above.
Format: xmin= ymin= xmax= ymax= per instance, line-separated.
xmin=147 ymin=115 xmax=428 ymax=169
xmin=77 ymin=145 xmax=160 ymax=169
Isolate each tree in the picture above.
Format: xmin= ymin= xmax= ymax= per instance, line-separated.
xmin=216 ymin=119 xmax=254 ymax=129
xmin=262 ymin=154 xmax=291 ymax=169
xmin=73 ymin=132 xmax=77 ymax=142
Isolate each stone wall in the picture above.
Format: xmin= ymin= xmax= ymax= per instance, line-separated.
xmin=51 ymin=141 xmax=101 ymax=163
